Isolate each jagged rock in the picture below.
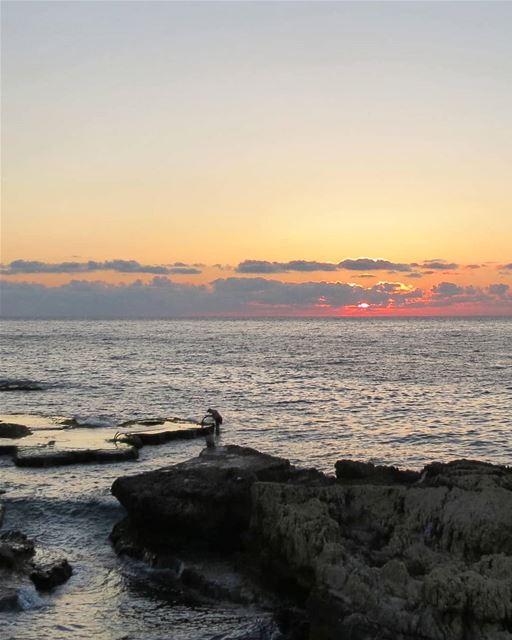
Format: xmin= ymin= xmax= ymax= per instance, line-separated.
xmin=0 ymin=530 xmax=72 ymax=596
xmin=14 ymin=443 xmax=138 ymax=467
xmin=30 ymin=558 xmax=72 ymax=591
xmin=335 ymin=459 xmax=419 ymax=485
xmin=110 ymin=447 xmax=512 ymax=640
xmin=421 ymin=459 xmax=512 ymax=491
xmin=0 ymin=531 xmax=35 ymax=570
xmin=250 ymin=458 xmax=512 ymax=640
xmin=0 ymin=422 xmax=31 ymax=438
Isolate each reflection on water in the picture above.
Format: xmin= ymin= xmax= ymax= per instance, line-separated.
xmin=1 ymin=318 xmax=511 ymax=471
xmin=0 ymin=318 xmax=511 ymax=638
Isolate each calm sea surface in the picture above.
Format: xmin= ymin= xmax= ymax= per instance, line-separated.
xmin=0 ymin=318 xmax=511 ymax=639
xmin=1 ymin=318 xmax=511 ymax=470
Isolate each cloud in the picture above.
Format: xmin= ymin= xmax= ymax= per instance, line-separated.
xmin=1 ymin=259 xmax=201 ymax=276
xmin=499 ymin=263 xmax=512 ymax=271
xmin=338 ymin=258 xmax=411 ymax=272
xmin=427 ymin=281 xmax=512 ymax=308
xmin=421 ymin=261 xmax=459 ymax=270
xmin=488 ymin=283 xmax=510 ymax=296
xmin=2 ymin=275 xmax=510 ymax=318
xmin=237 ymin=257 xmax=433 ymax=274
xmin=236 ymin=260 xmax=339 ymax=273
xmin=0 ymin=277 xmax=425 ymax=318
xmin=432 ymin=282 xmax=464 ymax=296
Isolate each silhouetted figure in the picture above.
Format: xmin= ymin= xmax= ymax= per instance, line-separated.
xmin=200 ymin=408 xmax=223 ymax=449
xmin=206 ymin=408 xmax=223 ymax=434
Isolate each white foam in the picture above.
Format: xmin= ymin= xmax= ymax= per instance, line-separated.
xmin=17 ymin=585 xmax=46 ymax=610
xmin=73 ymin=415 xmax=115 ymax=428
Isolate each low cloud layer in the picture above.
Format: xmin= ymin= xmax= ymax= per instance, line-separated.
xmin=236 ymin=260 xmax=339 ymax=273
xmin=236 ymin=257 xmax=466 ymax=274
xmin=1 ymin=277 xmax=510 ymax=318
xmin=338 ymin=258 xmax=412 ymax=272
xmin=1 ymin=259 xmax=201 ymax=276
xmin=421 ymin=261 xmax=459 ymax=271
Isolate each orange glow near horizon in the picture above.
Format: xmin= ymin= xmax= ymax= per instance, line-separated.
xmin=1 ymin=2 xmax=511 ymax=317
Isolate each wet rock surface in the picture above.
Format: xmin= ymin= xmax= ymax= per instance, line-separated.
xmin=30 ymin=558 xmax=73 ymax=591
xmin=0 ymin=585 xmax=19 ymax=611
xmin=0 ymin=528 xmax=72 ymax=607
xmin=0 ymin=413 xmax=212 ymax=468
xmin=116 ymin=423 xmax=214 ymax=446
xmin=112 ymin=445 xmax=331 ymax=551
xmin=14 ymin=443 xmax=139 ymax=467
xmin=111 ymin=450 xmax=512 ymax=640
xmin=0 ymin=423 xmax=32 ymax=439
xmin=0 ymin=379 xmax=46 ymax=392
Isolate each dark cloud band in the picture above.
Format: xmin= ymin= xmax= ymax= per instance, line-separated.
xmin=1 ymin=259 xmax=201 ymax=276
xmin=1 ymin=276 xmax=509 ymax=318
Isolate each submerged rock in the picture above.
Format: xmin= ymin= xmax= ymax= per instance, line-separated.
xmin=0 ymin=422 xmax=32 ymax=439
xmin=0 ymin=529 xmax=72 ymax=599
xmin=30 ymin=558 xmax=73 ymax=591
xmin=0 ymin=531 xmax=35 ymax=570
xmin=0 ymin=379 xmax=45 ymax=392
xmin=0 ymin=586 xmax=19 ymax=611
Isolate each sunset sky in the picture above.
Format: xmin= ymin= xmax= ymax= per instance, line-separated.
xmin=1 ymin=1 xmax=511 ymax=317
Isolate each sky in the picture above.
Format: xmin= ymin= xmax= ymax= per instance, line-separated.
xmin=1 ymin=1 xmax=511 ymax=317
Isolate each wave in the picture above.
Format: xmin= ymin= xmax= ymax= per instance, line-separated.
xmin=67 ymin=415 xmax=115 ymax=428
xmin=17 ymin=585 xmax=46 ymax=611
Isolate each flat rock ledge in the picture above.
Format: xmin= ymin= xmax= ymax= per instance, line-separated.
xmin=14 ymin=443 xmax=139 ymax=467
xmin=111 ymin=448 xmax=512 ymax=640
xmin=0 ymin=415 xmax=214 ymax=467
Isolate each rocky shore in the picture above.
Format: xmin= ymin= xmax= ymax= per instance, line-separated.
xmin=0 ymin=526 xmax=72 ymax=612
xmin=0 ymin=415 xmax=213 ymax=467
xmin=111 ymin=445 xmax=512 ymax=640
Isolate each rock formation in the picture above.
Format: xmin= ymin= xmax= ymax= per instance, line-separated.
xmin=252 ymin=459 xmax=512 ymax=640
xmin=0 ymin=529 xmax=72 ymax=610
xmin=0 ymin=422 xmax=32 ymax=439
xmin=111 ymin=448 xmax=512 ymax=640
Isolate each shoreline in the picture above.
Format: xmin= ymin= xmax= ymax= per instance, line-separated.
xmin=109 ymin=444 xmax=512 ymax=640
xmin=1 ymin=434 xmax=511 ymax=638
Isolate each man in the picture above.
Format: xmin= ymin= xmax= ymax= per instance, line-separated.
xmin=201 ymin=408 xmax=223 ymax=448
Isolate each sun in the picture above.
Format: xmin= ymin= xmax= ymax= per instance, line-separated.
xmin=357 ymin=303 xmax=370 ymax=309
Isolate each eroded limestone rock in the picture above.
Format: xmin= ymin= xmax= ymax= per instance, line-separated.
xmin=251 ymin=460 xmax=512 ymax=640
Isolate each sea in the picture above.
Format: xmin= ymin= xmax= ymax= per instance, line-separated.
xmin=0 ymin=318 xmax=511 ymax=639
